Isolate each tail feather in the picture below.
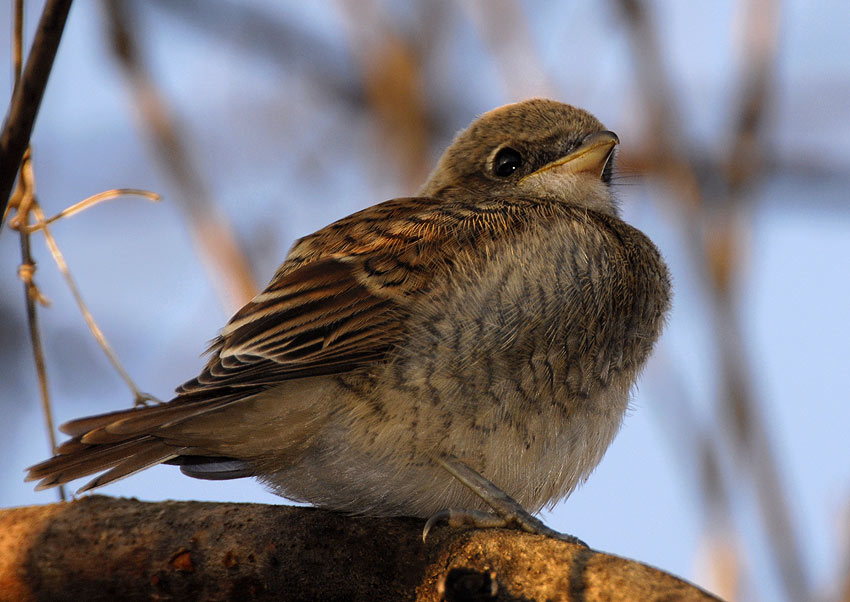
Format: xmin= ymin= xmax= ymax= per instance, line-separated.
xmin=28 ymin=437 xmax=165 ymax=490
xmin=27 ymin=395 xmax=246 ymax=493
xmin=60 ymin=407 xmax=144 ymax=437
xmin=60 ymin=395 xmax=240 ymax=439
xmin=76 ymin=440 xmax=182 ymax=493
xmin=54 ymin=437 xmax=90 ymax=455
xmin=103 ymin=397 xmax=240 ymax=437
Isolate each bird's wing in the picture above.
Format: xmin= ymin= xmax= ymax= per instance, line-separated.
xmin=180 ymin=256 xmax=406 ymax=391
xmin=177 ymin=196 xmax=556 ymax=395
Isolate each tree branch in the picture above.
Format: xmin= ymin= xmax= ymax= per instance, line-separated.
xmin=0 ymin=0 xmax=73 ymax=227
xmin=0 ymin=496 xmax=721 ymax=601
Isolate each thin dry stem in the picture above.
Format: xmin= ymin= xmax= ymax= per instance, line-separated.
xmin=7 ymin=167 xmax=164 ymax=407
xmin=9 ymin=0 xmax=65 ymax=502
xmin=18 ymin=188 xmax=161 ymax=233
xmin=13 ymin=150 xmax=65 ymax=502
xmin=30 ymin=202 xmax=162 ymax=408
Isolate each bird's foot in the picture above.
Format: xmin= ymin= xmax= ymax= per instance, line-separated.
xmin=422 ymin=508 xmax=585 ymax=545
xmin=423 ymin=454 xmax=587 ymax=546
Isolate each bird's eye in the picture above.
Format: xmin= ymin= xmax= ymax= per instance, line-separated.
xmin=492 ymin=147 xmax=523 ymax=177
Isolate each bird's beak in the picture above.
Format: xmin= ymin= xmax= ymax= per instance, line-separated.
xmin=522 ymin=130 xmax=619 ymax=181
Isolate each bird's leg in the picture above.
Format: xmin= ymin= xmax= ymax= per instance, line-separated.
xmin=423 ymin=454 xmax=587 ymax=546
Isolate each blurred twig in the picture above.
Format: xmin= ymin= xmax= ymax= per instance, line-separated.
xmin=0 ymin=0 xmax=73 ymax=229
xmin=711 ymin=2 xmax=811 ymax=600
xmin=614 ymin=0 xmax=809 ymax=600
xmin=618 ymin=149 xmax=850 ymax=209
xmin=102 ymin=0 xmax=258 ymax=313
xmin=337 ymin=0 xmax=432 ymax=192
xmin=142 ymin=0 xmax=471 ymax=161
xmin=615 ymin=0 xmax=701 ymax=209
xmin=461 ymin=0 xmax=557 ymax=100
xmin=643 ymin=348 xmax=738 ymax=602
xmin=147 ymin=0 xmax=363 ymax=109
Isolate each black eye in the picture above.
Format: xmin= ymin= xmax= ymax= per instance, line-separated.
xmin=492 ymin=147 xmax=523 ymax=177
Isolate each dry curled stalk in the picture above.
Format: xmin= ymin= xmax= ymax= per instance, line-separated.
xmin=7 ymin=186 xmax=164 ymax=409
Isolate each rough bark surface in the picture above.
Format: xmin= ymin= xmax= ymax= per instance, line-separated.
xmin=0 ymin=496 xmax=721 ymax=601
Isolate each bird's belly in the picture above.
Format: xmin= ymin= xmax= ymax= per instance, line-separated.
xmin=264 ymin=293 xmax=633 ymax=517
xmin=264 ymin=349 xmax=631 ymax=517
xmin=371 ymin=338 xmax=631 ymax=514
xmin=264 ymin=223 xmax=644 ymax=517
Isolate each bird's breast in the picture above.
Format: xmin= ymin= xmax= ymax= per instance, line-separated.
xmin=333 ymin=211 xmax=669 ymax=511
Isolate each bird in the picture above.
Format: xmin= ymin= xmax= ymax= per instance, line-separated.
xmin=27 ymin=99 xmax=671 ymax=539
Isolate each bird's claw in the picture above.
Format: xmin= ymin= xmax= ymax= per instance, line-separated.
xmin=426 ymin=455 xmax=589 ymax=547
xmin=423 ymin=506 xmax=588 ymax=546
xmin=422 ymin=508 xmax=504 ymax=542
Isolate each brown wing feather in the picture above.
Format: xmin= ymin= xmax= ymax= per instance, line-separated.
xmin=178 ymin=258 xmax=405 ymax=394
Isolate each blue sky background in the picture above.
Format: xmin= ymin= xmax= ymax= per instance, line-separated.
xmin=1 ymin=2 xmax=848 ymax=600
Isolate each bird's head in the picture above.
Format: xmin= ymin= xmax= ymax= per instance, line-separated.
xmin=419 ymin=99 xmax=620 ymax=216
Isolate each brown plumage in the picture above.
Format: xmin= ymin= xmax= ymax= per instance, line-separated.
xmin=27 ymin=99 xmax=671 ymax=520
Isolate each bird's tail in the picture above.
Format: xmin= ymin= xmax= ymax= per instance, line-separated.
xmin=25 ymin=395 xmax=249 ymax=493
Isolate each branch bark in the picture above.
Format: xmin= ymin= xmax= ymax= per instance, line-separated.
xmin=0 ymin=496 xmax=721 ymax=601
